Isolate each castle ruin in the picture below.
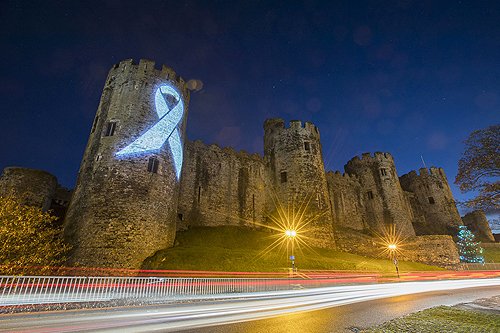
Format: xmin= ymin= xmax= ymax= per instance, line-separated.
xmin=1 ymin=59 xmax=495 ymax=269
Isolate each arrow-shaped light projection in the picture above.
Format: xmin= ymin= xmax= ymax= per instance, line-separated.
xmin=116 ymin=84 xmax=184 ymax=180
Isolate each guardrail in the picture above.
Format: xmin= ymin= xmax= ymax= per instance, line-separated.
xmin=460 ymin=263 xmax=500 ymax=270
xmin=1 ymin=270 xmax=500 ymax=306
xmin=0 ymin=276 xmax=345 ymax=306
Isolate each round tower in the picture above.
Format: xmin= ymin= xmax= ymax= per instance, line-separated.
xmin=0 ymin=167 xmax=57 ymax=211
xmin=400 ymin=167 xmax=463 ymax=235
xmin=64 ymin=59 xmax=190 ymax=269
xmin=263 ymin=119 xmax=335 ymax=248
xmin=344 ymin=152 xmax=415 ymax=237
xmin=462 ymin=210 xmax=495 ymax=243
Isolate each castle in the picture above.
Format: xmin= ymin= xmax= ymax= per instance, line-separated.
xmin=0 ymin=59 xmax=495 ymax=269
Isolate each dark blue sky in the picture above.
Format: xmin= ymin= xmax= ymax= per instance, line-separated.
xmin=1 ymin=0 xmax=499 ymax=211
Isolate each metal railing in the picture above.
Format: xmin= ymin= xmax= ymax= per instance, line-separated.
xmin=460 ymin=263 xmax=500 ymax=270
xmin=2 ymin=270 xmax=499 ymax=306
xmin=0 ymin=276 xmax=319 ymax=306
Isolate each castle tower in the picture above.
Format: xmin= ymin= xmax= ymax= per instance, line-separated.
xmin=0 ymin=167 xmax=57 ymax=211
xmin=462 ymin=210 xmax=495 ymax=242
xmin=344 ymin=152 xmax=416 ymax=237
xmin=64 ymin=59 xmax=190 ymax=269
xmin=264 ymin=119 xmax=335 ymax=248
xmin=400 ymin=167 xmax=463 ymax=236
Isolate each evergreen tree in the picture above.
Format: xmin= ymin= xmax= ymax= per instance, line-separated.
xmin=457 ymin=225 xmax=484 ymax=263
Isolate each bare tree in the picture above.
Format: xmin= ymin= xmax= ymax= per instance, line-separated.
xmin=455 ymin=124 xmax=500 ymax=211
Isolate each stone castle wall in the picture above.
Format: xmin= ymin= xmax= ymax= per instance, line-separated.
xmin=462 ymin=210 xmax=495 ymax=242
xmin=344 ymin=152 xmax=416 ymax=237
xmin=0 ymin=167 xmax=58 ymax=211
xmin=326 ymin=171 xmax=366 ymax=231
xmin=335 ymin=227 xmax=460 ymax=268
xmin=64 ymin=59 xmax=190 ymax=268
xmin=263 ymin=119 xmax=335 ymax=248
xmin=400 ymin=167 xmax=463 ymax=235
xmin=3 ymin=59 xmax=492 ymax=270
xmin=177 ymin=140 xmax=266 ymax=229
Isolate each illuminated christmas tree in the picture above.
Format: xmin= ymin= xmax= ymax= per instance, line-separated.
xmin=457 ymin=225 xmax=484 ymax=263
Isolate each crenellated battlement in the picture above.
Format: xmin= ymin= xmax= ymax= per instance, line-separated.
xmin=188 ymin=140 xmax=263 ymax=163
xmin=399 ymin=166 xmax=462 ymax=232
xmin=263 ymin=118 xmax=320 ymax=138
xmin=326 ymin=170 xmax=360 ymax=185
xmin=107 ymin=59 xmax=189 ymax=96
xmin=52 ymin=58 xmax=468 ymax=268
xmin=345 ymin=152 xmax=394 ymax=171
xmin=400 ymin=167 xmax=447 ymax=185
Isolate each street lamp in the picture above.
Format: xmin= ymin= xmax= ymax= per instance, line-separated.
xmin=388 ymin=243 xmax=400 ymax=278
xmin=285 ymin=229 xmax=297 ymax=274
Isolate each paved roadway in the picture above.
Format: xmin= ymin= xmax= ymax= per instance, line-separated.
xmin=187 ymin=286 xmax=499 ymax=333
xmin=1 ymin=280 xmax=499 ymax=332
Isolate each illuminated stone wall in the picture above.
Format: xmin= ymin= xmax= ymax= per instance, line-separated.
xmin=263 ymin=119 xmax=335 ymax=248
xmin=326 ymin=171 xmax=367 ymax=231
xmin=0 ymin=167 xmax=57 ymax=211
xmin=400 ymin=167 xmax=463 ymax=236
xmin=462 ymin=210 xmax=495 ymax=242
xmin=335 ymin=227 xmax=460 ymax=268
xmin=64 ymin=59 xmax=190 ymax=269
xmin=56 ymin=59 xmax=472 ymax=268
xmin=177 ymin=140 xmax=266 ymax=229
xmin=344 ymin=152 xmax=416 ymax=237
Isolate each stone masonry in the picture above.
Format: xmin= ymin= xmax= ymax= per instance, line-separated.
xmin=177 ymin=140 xmax=266 ymax=229
xmin=462 ymin=210 xmax=495 ymax=242
xmin=3 ymin=59 xmax=495 ymax=270
xmin=400 ymin=167 xmax=463 ymax=236
xmin=63 ymin=59 xmax=190 ymax=268
xmin=263 ymin=119 xmax=335 ymax=248
xmin=344 ymin=153 xmax=416 ymax=237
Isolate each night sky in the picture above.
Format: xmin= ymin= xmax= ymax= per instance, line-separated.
xmin=1 ymin=1 xmax=499 ymax=216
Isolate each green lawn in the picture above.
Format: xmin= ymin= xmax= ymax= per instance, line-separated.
xmin=362 ymin=306 xmax=500 ymax=333
xmin=142 ymin=226 xmax=442 ymax=272
xmin=483 ymin=246 xmax=500 ymax=263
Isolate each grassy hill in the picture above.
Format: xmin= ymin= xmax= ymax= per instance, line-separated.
xmin=483 ymin=244 xmax=500 ymax=263
xmin=142 ymin=226 xmax=443 ymax=272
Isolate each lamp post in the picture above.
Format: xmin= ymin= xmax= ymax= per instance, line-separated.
xmin=388 ymin=244 xmax=400 ymax=278
xmin=285 ymin=229 xmax=297 ymax=274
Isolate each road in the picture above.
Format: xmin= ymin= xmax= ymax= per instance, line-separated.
xmin=188 ymin=286 xmax=499 ymax=333
xmin=1 ymin=279 xmax=499 ymax=332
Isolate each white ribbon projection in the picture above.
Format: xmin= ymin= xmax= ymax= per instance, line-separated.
xmin=116 ymin=84 xmax=184 ymax=180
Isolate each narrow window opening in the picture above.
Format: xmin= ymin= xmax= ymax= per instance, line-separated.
xmin=380 ymin=168 xmax=387 ymax=176
xmin=304 ymin=142 xmax=310 ymax=151
xmin=91 ymin=116 xmax=99 ymax=133
xmin=280 ymin=171 xmax=287 ymax=183
xmin=367 ymin=191 xmax=374 ymax=200
xmin=104 ymin=121 xmax=117 ymax=137
xmin=428 ymin=196 xmax=435 ymax=204
xmin=147 ymin=157 xmax=159 ymax=173
xmin=95 ymin=154 xmax=102 ymax=162
xmin=177 ymin=213 xmax=183 ymax=221
xmin=198 ymin=186 xmax=201 ymax=203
